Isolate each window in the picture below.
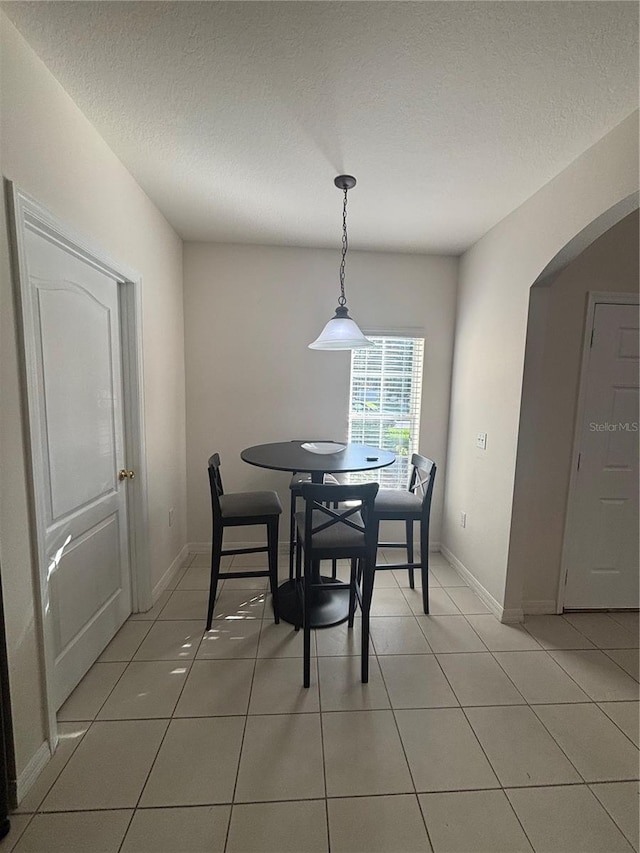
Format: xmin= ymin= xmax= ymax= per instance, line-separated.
xmin=347 ymin=335 xmax=425 ymax=489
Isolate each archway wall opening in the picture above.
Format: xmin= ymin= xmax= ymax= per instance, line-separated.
xmin=508 ymin=209 xmax=639 ymax=617
xmin=442 ymin=111 xmax=638 ymax=621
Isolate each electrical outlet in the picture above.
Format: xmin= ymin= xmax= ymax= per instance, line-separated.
xmin=476 ymin=432 xmax=487 ymax=450
xmin=168 ymin=507 xmax=175 ymax=527
xmin=460 ymin=511 xmax=467 ymax=528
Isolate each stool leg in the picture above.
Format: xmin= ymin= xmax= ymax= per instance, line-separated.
xmin=420 ymin=518 xmax=430 ymax=614
xmin=289 ymin=491 xmax=297 ymax=581
xmin=348 ymin=558 xmax=357 ymax=627
xmin=295 ymin=536 xmax=302 ymax=582
xmin=206 ymin=525 xmax=223 ymax=630
xmin=303 ymin=557 xmax=314 ymax=688
xmin=293 ymin=561 xmax=302 ymax=632
xmin=267 ymin=518 xmax=280 ymax=624
xmin=406 ymin=519 xmax=415 ymax=589
xmin=292 ymin=538 xmax=303 ymax=632
xmin=373 ymin=519 xmax=381 ymax=570
xmin=360 ymin=555 xmax=375 ymax=683
xmin=330 ymin=501 xmax=338 ymax=579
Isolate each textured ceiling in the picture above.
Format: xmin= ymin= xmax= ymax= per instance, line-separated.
xmin=3 ymin=1 xmax=638 ymax=253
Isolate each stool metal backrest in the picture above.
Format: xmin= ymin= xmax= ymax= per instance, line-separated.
xmin=408 ymin=453 xmax=436 ymax=502
xmin=209 ymin=452 xmax=224 ymax=517
xmin=297 ymin=481 xmax=379 ymax=687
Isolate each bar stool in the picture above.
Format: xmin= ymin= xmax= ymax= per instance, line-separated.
xmin=371 ymin=453 xmax=437 ymax=614
xmin=206 ymin=453 xmax=282 ymax=630
xmin=296 ymin=481 xmax=379 ymax=687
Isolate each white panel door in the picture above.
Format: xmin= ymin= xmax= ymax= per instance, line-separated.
xmin=564 ymin=302 xmax=639 ymax=610
xmin=23 ymin=227 xmax=132 ymax=709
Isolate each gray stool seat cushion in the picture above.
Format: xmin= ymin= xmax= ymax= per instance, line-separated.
xmin=374 ymin=488 xmax=422 ymax=515
xmin=220 ymin=491 xmax=283 ymax=518
xmin=295 ymin=510 xmax=365 ymax=549
xmin=290 ymin=472 xmax=340 ymax=489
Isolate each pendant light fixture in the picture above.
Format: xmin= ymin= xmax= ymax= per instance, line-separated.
xmin=308 ymin=175 xmax=374 ymax=350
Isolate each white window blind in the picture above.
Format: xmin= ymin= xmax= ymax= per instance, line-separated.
xmin=347 ymin=335 xmax=425 ymax=489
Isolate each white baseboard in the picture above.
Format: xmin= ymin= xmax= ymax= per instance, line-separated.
xmin=499 ymin=606 xmax=525 ymax=624
xmin=14 ymin=740 xmax=51 ymax=806
xmin=522 ymin=599 xmax=559 ymax=615
xmin=152 ymin=544 xmax=190 ymax=601
xmin=440 ymin=545 xmax=523 ymax=623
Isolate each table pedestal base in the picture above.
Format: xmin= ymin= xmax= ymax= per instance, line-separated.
xmin=277 ymin=577 xmax=350 ymax=628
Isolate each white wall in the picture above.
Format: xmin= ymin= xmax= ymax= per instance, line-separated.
xmin=184 ymin=243 xmax=457 ymax=547
xmin=0 ymin=15 xmax=187 ymax=783
xmin=442 ymin=111 xmax=638 ymax=619
xmin=510 ymin=210 xmax=639 ymax=612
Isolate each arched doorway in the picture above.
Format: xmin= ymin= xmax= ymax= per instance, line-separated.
xmin=507 ymin=199 xmax=639 ymax=615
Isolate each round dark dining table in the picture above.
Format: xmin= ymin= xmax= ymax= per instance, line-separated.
xmin=241 ymin=441 xmax=396 ymax=627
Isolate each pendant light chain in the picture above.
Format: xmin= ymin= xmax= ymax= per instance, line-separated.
xmin=338 ymin=186 xmax=348 ymax=307
xmin=308 ymin=173 xmax=372 ymax=350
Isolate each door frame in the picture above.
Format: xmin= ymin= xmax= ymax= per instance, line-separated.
xmin=557 ymin=290 xmax=640 ymax=612
xmin=6 ymin=182 xmax=151 ymax=749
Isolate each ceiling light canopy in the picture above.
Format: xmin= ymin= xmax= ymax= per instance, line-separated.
xmin=308 ymin=175 xmax=373 ymax=351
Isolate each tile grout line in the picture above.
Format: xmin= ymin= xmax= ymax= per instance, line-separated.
xmin=113 ymin=557 xmax=188 ymax=853
xmin=523 ymin=701 xmax=613 ymax=787
xmin=55 ymin=696 xmax=640 ymax=722
xmin=3 ymin=811 xmax=35 ymax=852
xmin=23 ymin=724 xmax=91 ymax=817
xmin=488 ymin=646 xmax=588 ymax=706
xmin=366 ymin=608 xmax=436 ymax=845
xmin=429 ymin=655 xmax=507 ymax=799
xmin=596 ymin=701 xmax=640 ymax=748
xmin=601 ymin=647 xmax=640 ymax=681
xmin=498 ymin=786 xmax=537 ymax=852
xmin=113 ymin=715 xmax=173 ymax=853
xmin=39 ymin=618 xmax=158 ymax=816
xmin=460 ymin=643 xmax=630 ymax=794
xmin=499 ymin=787 xmax=538 ymax=853
xmin=588 ymin=780 xmax=640 ymax=850
xmin=123 ymin=555 xmax=224 ymax=852
xmin=19 ymin=776 xmax=640 ymax=815
xmin=117 ymin=555 xmax=198 ymax=853
xmin=382 ymin=641 xmax=443 ymax=852
xmin=548 ymin=647 xmax=639 ymax=700
xmin=607 ymin=611 xmax=640 ymax=632
xmin=533 ymin=697 xmax=640 ymax=754
xmin=223 ymin=605 xmax=264 ymax=853
xmin=561 ymin=613 xmax=639 ymax=653
xmin=317 ymin=654 xmax=332 ymax=853
xmin=413 ymin=794 xmax=436 ymax=853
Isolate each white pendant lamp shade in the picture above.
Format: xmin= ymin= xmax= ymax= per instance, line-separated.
xmin=309 ymin=306 xmax=373 ymax=350
xmin=308 ymin=174 xmax=373 ymax=351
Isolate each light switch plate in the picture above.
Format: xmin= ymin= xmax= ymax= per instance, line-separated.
xmin=476 ymin=432 xmax=487 ymax=450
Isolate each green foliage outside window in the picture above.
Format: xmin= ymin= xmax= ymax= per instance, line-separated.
xmin=385 ymin=426 xmax=410 ymax=456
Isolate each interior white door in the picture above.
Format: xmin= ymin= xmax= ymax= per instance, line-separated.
xmin=22 ymin=226 xmax=132 ymax=709
xmin=564 ymin=301 xmax=639 ymax=609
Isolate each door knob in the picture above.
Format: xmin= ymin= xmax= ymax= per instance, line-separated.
xmin=118 ymin=469 xmax=136 ymax=481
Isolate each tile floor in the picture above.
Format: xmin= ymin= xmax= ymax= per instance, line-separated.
xmin=2 ymin=551 xmax=638 ymax=852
